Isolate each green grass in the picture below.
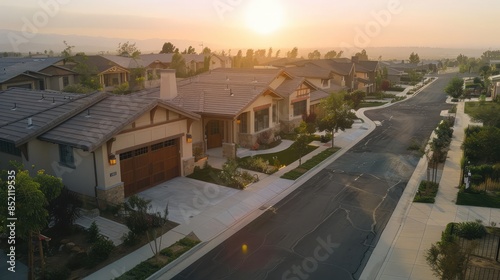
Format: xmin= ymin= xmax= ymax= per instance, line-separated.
xmin=358 ymin=101 xmax=388 ymax=108
xmin=464 ymin=101 xmax=498 ymax=115
xmin=251 ymin=145 xmax=318 ymax=166
xmin=187 ymin=166 xmax=225 ymax=185
xmin=281 ymin=148 xmax=339 ymax=180
xmin=456 ymin=191 xmax=500 ymax=208
xmin=413 ymin=180 xmax=439 ymax=203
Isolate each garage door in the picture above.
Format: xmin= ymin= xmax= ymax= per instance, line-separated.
xmin=120 ymin=139 xmax=180 ymax=197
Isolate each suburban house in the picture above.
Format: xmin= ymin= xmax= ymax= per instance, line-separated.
xmin=210 ymin=53 xmax=233 ymax=70
xmin=489 ymin=74 xmax=500 ymax=99
xmin=135 ymin=68 xmax=319 ymax=158
xmin=63 ymin=55 xmax=130 ymax=92
xmin=0 ymin=57 xmax=78 ymax=91
xmin=0 ymin=84 xmax=200 ymax=204
xmin=386 ymin=67 xmax=404 ymax=84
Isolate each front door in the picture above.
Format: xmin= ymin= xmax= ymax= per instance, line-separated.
xmin=206 ymin=120 xmax=223 ymax=149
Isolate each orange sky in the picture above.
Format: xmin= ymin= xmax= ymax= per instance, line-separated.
xmin=1 ymin=0 xmax=499 ymax=51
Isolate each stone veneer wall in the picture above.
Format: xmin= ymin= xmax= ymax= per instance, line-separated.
xmin=183 ymin=157 xmax=195 ymax=176
xmin=223 ymin=143 xmax=236 ymax=159
xmin=96 ymin=183 xmax=124 ymax=208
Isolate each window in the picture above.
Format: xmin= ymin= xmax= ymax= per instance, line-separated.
xmin=0 ymin=141 xmax=21 ymax=156
xmin=59 ymin=144 xmax=75 ymax=168
xmin=272 ymin=104 xmax=278 ymax=123
xmin=293 ymin=100 xmax=307 ymax=117
xmin=254 ymin=108 xmax=269 ymax=132
xmin=62 ymin=76 xmax=69 ymax=87
xmin=239 ymin=112 xmax=248 ymax=133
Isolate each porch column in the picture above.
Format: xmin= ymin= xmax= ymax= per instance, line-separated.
xmin=222 ymin=119 xmax=236 ymax=159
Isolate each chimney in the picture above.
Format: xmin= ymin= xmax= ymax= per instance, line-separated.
xmin=159 ymin=69 xmax=178 ymax=100
xmin=351 ymin=56 xmax=359 ymax=63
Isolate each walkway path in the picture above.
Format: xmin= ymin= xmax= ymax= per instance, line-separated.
xmin=360 ymin=100 xmax=500 ymax=280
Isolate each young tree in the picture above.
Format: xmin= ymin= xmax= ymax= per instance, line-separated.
xmin=445 ymin=76 xmax=464 ymax=99
xmin=61 ymin=40 xmax=74 ymax=64
xmin=160 ymin=42 xmax=178 ymax=54
xmin=293 ymin=122 xmax=311 ymax=166
xmin=426 ymin=238 xmax=477 ymax=280
xmin=317 ymin=91 xmax=357 ymax=147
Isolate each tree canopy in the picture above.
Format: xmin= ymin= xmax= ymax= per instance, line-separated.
xmin=324 ymin=50 xmax=343 ymax=59
xmin=409 ymin=52 xmax=420 ymax=64
xmin=354 ymin=49 xmax=368 ymax=60
xmin=445 ymin=77 xmax=464 ymax=98
xmin=117 ymin=41 xmax=140 ymax=57
xmin=317 ymin=91 xmax=357 ymax=147
xmin=307 ymin=50 xmax=321 ymax=60
xmin=287 ymin=47 xmax=298 ymax=59
xmin=160 ymin=42 xmax=179 ymax=54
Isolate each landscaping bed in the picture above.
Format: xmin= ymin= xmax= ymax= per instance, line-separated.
xmin=188 ymin=163 xmax=258 ymax=190
xmin=281 ymin=148 xmax=339 ymax=180
xmin=413 ymin=180 xmax=439 ymax=203
xmin=456 ymin=190 xmax=500 ymax=209
xmin=116 ymin=235 xmax=200 ymax=280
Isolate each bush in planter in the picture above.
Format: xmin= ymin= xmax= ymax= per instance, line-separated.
xmin=455 ymin=221 xmax=487 ymax=240
xmin=87 ymin=221 xmax=100 ymax=243
xmin=86 ymin=237 xmax=115 ymax=267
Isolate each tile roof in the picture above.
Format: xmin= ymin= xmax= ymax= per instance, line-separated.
xmin=68 ymin=55 xmax=128 ymax=73
xmin=284 ymin=64 xmax=331 ymax=79
xmin=357 ymin=60 xmax=380 ymax=72
xmin=0 ymin=57 xmax=65 ymax=83
xmin=0 ymin=88 xmax=106 ymax=146
xmin=138 ymin=68 xmax=293 ymax=118
xmin=310 ymin=89 xmax=329 ymax=102
xmin=39 ymin=95 xmax=199 ymax=151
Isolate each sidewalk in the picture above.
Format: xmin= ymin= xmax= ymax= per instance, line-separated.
xmin=360 ymin=100 xmax=500 ymax=280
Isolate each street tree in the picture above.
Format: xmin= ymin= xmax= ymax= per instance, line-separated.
xmin=444 ymin=76 xmax=464 ymax=99
xmin=344 ymin=90 xmax=366 ymax=110
xmin=160 ymin=42 xmax=179 ymax=54
xmin=293 ymin=121 xmax=311 ymax=166
xmin=317 ymin=91 xmax=357 ymax=147
xmin=409 ymin=52 xmax=420 ymax=64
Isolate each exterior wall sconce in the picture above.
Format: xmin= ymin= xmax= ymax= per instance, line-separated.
xmin=108 ymin=154 xmax=117 ymax=165
xmin=186 ymin=134 xmax=193 ymax=143
xmin=236 ymin=119 xmax=241 ymax=125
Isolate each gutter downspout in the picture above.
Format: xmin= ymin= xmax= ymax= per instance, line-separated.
xmin=92 ymin=151 xmax=99 ymax=206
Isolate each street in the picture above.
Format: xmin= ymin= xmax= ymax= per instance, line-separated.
xmin=170 ymin=74 xmax=454 ymax=280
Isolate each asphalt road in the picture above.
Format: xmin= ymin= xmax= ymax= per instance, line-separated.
xmin=171 ymin=74 xmax=455 ymax=280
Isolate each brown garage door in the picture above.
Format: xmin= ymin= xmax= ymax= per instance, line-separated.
xmin=120 ymin=139 xmax=180 ymax=197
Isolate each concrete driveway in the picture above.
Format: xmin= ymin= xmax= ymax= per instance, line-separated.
xmin=137 ymin=177 xmax=239 ymax=225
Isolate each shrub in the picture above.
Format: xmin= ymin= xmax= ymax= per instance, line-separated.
xmin=455 ymin=221 xmax=487 ymax=240
xmin=121 ymin=231 xmax=140 ymax=246
xmin=49 ymin=187 xmax=82 ymax=233
xmin=124 ymin=196 xmax=153 ymax=235
xmin=43 ymin=266 xmax=71 ymax=280
xmin=115 ymin=261 xmax=162 ymax=280
xmin=87 ymin=238 xmax=115 ymax=267
xmin=87 ymin=221 xmax=100 ymax=243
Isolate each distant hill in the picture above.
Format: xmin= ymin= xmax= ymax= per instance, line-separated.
xmin=0 ymin=29 xmax=489 ymax=60
xmin=0 ymin=29 xmax=215 ymax=55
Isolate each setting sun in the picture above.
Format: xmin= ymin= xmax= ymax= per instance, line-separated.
xmin=245 ymin=0 xmax=285 ymax=35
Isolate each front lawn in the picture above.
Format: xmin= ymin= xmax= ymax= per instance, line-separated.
xmin=255 ymin=145 xmax=318 ymax=166
xmin=464 ymin=101 xmax=498 ymax=115
xmin=456 ymin=191 xmax=500 ymax=209
xmin=358 ymin=101 xmax=388 ymax=109
xmin=281 ymin=148 xmax=339 ymax=180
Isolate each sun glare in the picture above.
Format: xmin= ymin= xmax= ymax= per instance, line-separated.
xmin=245 ymin=0 xmax=285 ymax=35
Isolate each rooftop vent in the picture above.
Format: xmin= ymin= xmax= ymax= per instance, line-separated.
xmin=230 ymin=89 xmax=234 ymax=97
xmin=39 ymin=94 xmax=45 ymax=101
xmin=85 ymin=109 xmax=91 ymax=118
xmin=11 ymin=103 xmax=17 ymax=110
xmin=27 ymin=118 xmax=33 ymax=127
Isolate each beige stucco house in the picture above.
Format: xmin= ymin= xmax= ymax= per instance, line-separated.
xmin=0 ymin=80 xmax=199 ymax=205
